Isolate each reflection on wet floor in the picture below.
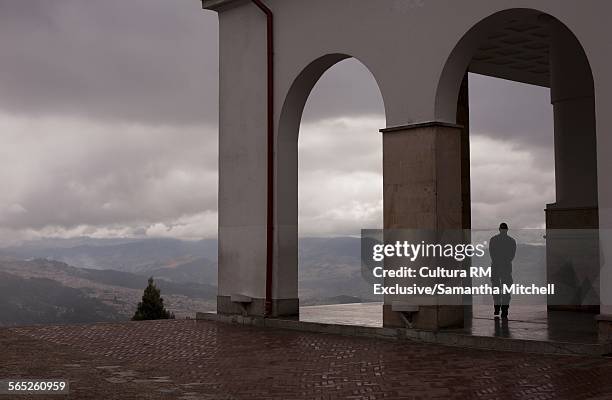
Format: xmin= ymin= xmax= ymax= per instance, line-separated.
xmin=456 ymin=304 xmax=600 ymax=343
xmin=300 ymin=302 xmax=383 ymax=327
xmin=300 ymin=302 xmax=600 ymax=343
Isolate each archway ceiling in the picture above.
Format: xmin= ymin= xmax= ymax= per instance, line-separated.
xmin=469 ymin=16 xmax=550 ymax=87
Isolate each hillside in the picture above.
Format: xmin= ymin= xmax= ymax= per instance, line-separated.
xmin=1 ymin=238 xmax=218 ymax=273
xmin=0 ymin=258 xmax=216 ymax=325
xmin=145 ymin=257 xmax=217 ymax=284
xmin=298 ymin=237 xmax=381 ymax=304
xmin=0 ymin=270 xmax=123 ymax=326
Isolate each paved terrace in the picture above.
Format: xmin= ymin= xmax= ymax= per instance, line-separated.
xmin=2 ymin=320 xmax=612 ymax=399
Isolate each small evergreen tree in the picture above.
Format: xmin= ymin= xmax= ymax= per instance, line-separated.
xmin=132 ymin=277 xmax=175 ymax=320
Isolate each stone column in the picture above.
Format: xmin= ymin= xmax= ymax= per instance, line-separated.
xmin=381 ymin=121 xmax=465 ymax=329
xmin=546 ymin=20 xmax=600 ymax=313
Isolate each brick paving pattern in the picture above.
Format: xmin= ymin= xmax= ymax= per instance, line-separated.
xmin=2 ymin=319 xmax=612 ymax=399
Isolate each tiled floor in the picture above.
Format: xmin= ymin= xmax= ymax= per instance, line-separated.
xmin=3 ymin=319 xmax=612 ymax=399
xmin=463 ymin=305 xmax=600 ymax=343
xmin=300 ymin=303 xmax=600 ymax=344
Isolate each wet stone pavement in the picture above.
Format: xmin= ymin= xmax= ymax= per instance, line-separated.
xmin=2 ymin=319 xmax=612 ymax=399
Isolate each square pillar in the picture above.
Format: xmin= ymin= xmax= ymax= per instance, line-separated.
xmin=381 ymin=121 xmax=465 ymax=330
xmin=546 ymin=19 xmax=600 ymax=313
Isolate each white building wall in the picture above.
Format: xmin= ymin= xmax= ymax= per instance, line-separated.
xmin=208 ymin=0 xmax=612 ymax=317
xmin=217 ymin=4 xmax=268 ymax=300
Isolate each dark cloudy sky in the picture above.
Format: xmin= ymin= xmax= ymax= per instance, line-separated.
xmin=0 ymin=0 xmax=554 ymax=243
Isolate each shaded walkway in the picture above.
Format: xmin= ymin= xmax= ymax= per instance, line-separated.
xmin=300 ymin=303 xmax=600 ymax=344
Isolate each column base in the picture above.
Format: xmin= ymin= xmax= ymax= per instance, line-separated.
xmin=596 ymin=314 xmax=612 ymax=343
xmin=383 ymin=304 xmax=464 ymax=330
xmin=545 ymin=205 xmax=600 ymax=308
xmin=217 ymin=296 xmax=299 ymax=318
xmin=548 ymin=305 xmax=600 ymax=313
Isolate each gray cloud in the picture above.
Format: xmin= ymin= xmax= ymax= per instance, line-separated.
xmin=300 ymin=59 xmax=554 ymax=155
xmin=0 ymin=114 xmax=217 ymax=233
xmin=300 ymin=59 xmax=386 ymax=124
xmin=298 ymin=116 xmax=384 ymax=236
xmin=0 ymin=0 xmax=221 ymax=242
xmin=300 ymin=62 xmax=555 ymax=232
xmin=0 ymin=0 xmax=218 ymax=126
xmin=469 ymin=74 xmax=553 ymax=148
xmin=0 ymin=1 xmax=556 ymax=241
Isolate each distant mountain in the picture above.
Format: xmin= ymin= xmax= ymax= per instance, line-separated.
xmin=1 ymin=238 xmax=218 ymax=273
xmin=0 ymin=236 xmax=381 ymax=305
xmin=0 ymin=258 xmax=217 ymax=299
xmin=298 ymin=237 xmax=380 ymax=303
xmin=145 ymin=257 xmax=217 ymax=285
xmin=0 ymin=270 xmax=124 ymax=327
xmin=299 ymin=237 xmax=361 ymax=262
xmin=4 ymin=236 xmax=144 ymax=249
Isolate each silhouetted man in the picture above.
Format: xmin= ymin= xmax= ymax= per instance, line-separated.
xmin=489 ymin=222 xmax=516 ymax=319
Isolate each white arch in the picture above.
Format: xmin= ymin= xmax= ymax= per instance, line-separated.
xmin=434 ymin=8 xmax=595 ymax=123
xmin=274 ymin=54 xmax=386 ymax=305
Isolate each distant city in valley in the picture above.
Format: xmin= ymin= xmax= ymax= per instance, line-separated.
xmin=0 ymin=236 xmax=380 ymax=326
xmin=0 ymin=236 xmax=548 ymax=327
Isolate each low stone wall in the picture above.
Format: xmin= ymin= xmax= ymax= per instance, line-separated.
xmin=196 ymin=312 xmax=612 ymax=356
